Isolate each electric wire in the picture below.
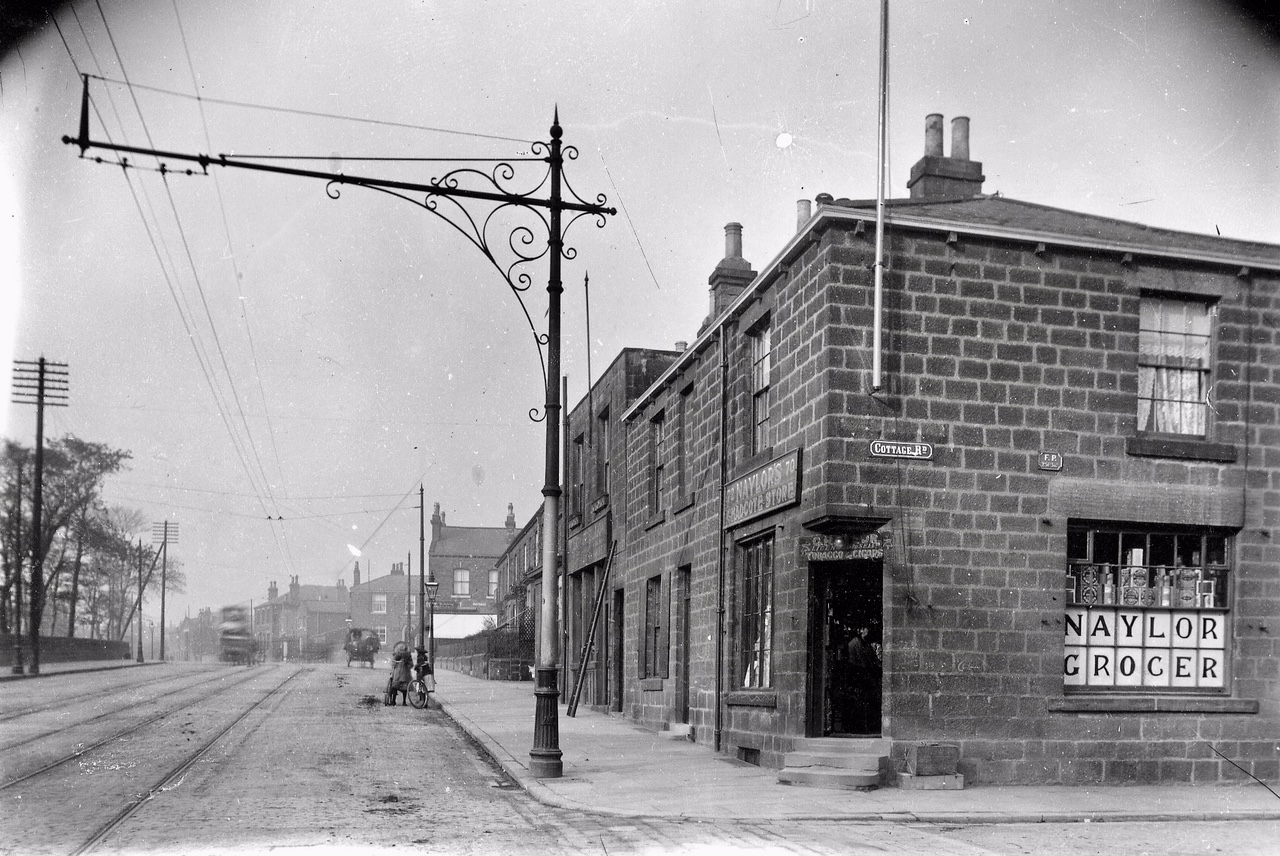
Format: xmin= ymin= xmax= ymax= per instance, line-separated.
xmin=69 ymin=6 xmax=296 ymax=576
xmin=597 ymin=146 xmax=662 ymax=290
xmin=82 ymin=73 xmax=535 ymax=145
xmin=171 ymin=0 xmax=295 ymax=572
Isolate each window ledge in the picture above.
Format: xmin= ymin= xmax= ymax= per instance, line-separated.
xmin=1049 ymin=696 xmax=1258 ymax=714
xmin=639 ymin=677 xmax=663 ymax=692
xmin=591 ymin=494 xmax=610 ymax=514
xmin=673 ymin=491 xmax=695 ymax=515
xmin=568 ymin=514 xmax=582 ymax=531
xmin=726 ymin=689 xmax=778 ymax=708
xmin=644 ymin=510 xmax=666 ymax=531
xmin=1126 ymin=436 xmax=1238 ymax=463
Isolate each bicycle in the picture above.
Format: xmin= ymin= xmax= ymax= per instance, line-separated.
xmin=407 ymin=663 xmax=434 ymax=709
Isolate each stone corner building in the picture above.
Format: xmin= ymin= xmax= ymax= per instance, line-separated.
xmin=555 ymin=114 xmax=1280 ymax=786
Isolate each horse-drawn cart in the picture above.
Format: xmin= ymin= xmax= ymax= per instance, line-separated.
xmin=343 ymin=628 xmax=381 ymax=667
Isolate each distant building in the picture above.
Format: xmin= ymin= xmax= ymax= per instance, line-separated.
xmin=426 ymin=502 xmax=516 ymax=639
xmin=252 ymin=576 xmax=349 ymax=661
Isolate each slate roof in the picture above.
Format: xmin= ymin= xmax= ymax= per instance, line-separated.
xmin=829 ymin=194 xmax=1280 ymax=269
xmin=431 ymin=526 xmax=511 ymax=559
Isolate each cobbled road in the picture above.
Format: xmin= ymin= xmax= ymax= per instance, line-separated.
xmin=2 ymin=663 xmax=1276 ymax=855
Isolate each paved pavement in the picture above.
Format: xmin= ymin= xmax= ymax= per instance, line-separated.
xmin=429 ymin=668 xmax=1280 ymax=824
xmin=10 ymin=660 xmax=1280 ymax=824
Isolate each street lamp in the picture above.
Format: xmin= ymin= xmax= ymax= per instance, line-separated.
xmin=425 ymin=579 xmax=439 ymax=672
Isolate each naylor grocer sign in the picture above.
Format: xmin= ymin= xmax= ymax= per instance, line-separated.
xmin=724 ymin=449 xmax=801 ymax=528
xmin=869 ymin=440 xmax=934 ymax=460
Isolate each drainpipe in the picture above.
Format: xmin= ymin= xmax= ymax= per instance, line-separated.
xmin=714 ymin=326 xmax=729 ymax=751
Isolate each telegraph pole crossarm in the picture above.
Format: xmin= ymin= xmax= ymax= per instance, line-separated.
xmin=65 ymin=76 xmax=614 ymax=777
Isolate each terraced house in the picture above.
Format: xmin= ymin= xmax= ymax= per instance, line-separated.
xmin=579 ymin=114 xmax=1280 ymax=786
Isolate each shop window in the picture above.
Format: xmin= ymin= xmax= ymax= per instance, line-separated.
xmin=737 ymin=533 xmax=775 ymax=689
xmin=749 ymin=322 xmax=772 ymax=455
xmin=1138 ymin=295 xmax=1213 ymax=436
xmin=372 ymin=593 xmax=387 ymax=614
xmin=453 ymin=568 xmax=470 ymax=597
xmin=1064 ymin=524 xmax=1230 ymax=692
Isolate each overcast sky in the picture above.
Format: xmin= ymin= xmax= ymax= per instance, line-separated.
xmin=2 ymin=1 xmax=1277 ymax=626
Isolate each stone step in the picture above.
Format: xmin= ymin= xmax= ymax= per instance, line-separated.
xmin=790 ymin=737 xmax=890 ymax=755
xmin=777 ymin=766 xmax=881 ymax=790
xmin=783 ymin=750 xmax=883 ymax=772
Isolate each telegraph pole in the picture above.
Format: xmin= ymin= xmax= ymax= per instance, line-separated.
xmin=136 ymin=540 xmax=144 ymax=663
xmin=12 ymin=357 xmax=68 ymax=675
xmin=152 ymin=520 xmax=177 ymax=660
xmin=65 ymin=81 xmax=613 ymax=777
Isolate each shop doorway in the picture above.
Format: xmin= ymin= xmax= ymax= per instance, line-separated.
xmin=808 ymin=560 xmax=883 ymax=737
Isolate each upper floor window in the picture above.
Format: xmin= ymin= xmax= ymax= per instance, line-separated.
xmin=1064 ymin=523 xmax=1230 ymax=692
xmin=571 ymin=434 xmax=585 ymax=515
xmin=676 ymin=386 xmax=691 ymax=497
xmin=488 ymin=569 xmax=499 ymax=597
xmin=372 ymin=593 xmax=387 ymax=614
xmin=649 ymin=411 xmax=666 ymax=514
xmin=1138 ymin=295 xmax=1213 ymax=436
xmin=453 ymin=568 xmax=470 ymax=597
xmin=595 ymin=406 xmax=611 ymax=498
xmin=750 ymin=322 xmax=772 ymax=455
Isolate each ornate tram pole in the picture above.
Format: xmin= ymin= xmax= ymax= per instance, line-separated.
xmin=65 ymin=77 xmax=614 ymax=778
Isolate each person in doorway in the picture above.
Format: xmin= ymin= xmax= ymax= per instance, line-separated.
xmin=386 ymin=641 xmax=413 ymax=706
xmin=845 ymin=626 xmax=882 ymax=734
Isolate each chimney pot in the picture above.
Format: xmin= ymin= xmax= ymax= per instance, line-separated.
xmin=950 ymin=116 xmax=970 ymax=161
xmin=674 ymin=341 xmax=688 ymax=351
xmin=925 ymin=113 xmax=944 ymax=157
xmin=724 ymin=222 xmax=743 ymax=260
xmin=796 ymin=199 xmax=812 ymax=233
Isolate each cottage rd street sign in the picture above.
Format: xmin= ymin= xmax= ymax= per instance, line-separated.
xmin=869 ymin=440 xmax=934 ymax=460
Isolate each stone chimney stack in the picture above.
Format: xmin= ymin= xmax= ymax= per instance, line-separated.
xmin=431 ymin=502 xmax=444 ymax=545
xmin=288 ymin=575 xmax=300 ymax=598
xmin=907 ymin=113 xmax=985 ymax=200
xmin=268 ymin=580 xmax=278 ymax=601
xmin=505 ymin=502 xmax=517 ymax=538
xmin=705 ymin=222 xmax=757 ymax=325
xmin=796 ymin=199 xmax=812 ymax=233
xmin=353 ymin=562 xmax=361 ymax=588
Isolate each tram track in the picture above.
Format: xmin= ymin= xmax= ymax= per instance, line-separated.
xmin=70 ymin=666 xmax=306 ymax=856
xmin=0 ymin=668 xmax=257 ymax=752
xmin=0 ymin=665 xmax=281 ymax=790
xmin=0 ymin=670 xmax=183 ymax=725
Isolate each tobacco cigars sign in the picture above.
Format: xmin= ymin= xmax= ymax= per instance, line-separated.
xmin=724 ymin=449 xmax=801 ymax=528
xmin=798 ymin=531 xmax=887 ymax=562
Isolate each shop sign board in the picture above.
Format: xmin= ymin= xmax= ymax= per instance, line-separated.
xmin=798 ymin=531 xmax=887 ymax=562
xmin=869 ymin=440 xmax=934 ymax=460
xmin=567 ymin=514 xmax=609 ymax=572
xmin=724 ymin=449 xmax=801 ymax=528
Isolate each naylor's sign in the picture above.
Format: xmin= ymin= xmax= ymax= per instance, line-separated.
xmin=869 ymin=439 xmax=934 ymax=460
xmin=724 ymin=449 xmax=801 ymax=528
xmin=798 ymin=531 xmax=887 ymax=562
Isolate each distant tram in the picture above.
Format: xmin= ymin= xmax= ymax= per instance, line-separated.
xmin=218 ymin=605 xmax=255 ymax=665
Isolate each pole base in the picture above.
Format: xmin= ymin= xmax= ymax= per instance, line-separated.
xmin=10 ymin=645 xmax=24 ymax=675
xmin=529 ymin=666 xmax=562 ymax=778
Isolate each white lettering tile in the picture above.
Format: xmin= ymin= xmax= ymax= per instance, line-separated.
xmin=1143 ymin=650 xmax=1171 ymax=687
xmin=1144 ymin=612 xmax=1171 ymax=647
xmin=1170 ymin=651 xmax=1198 ymax=687
xmin=1064 ymin=646 xmax=1085 ymax=686
xmin=1116 ymin=611 xmax=1143 ymax=646
xmin=1064 ymin=608 xmax=1086 ymax=646
xmin=1198 ymin=614 xmax=1225 ymax=650
xmin=1171 ymin=612 xmax=1199 ymax=649
xmin=1087 ymin=610 xmax=1117 ymax=646
xmin=1115 ymin=648 xmax=1143 ymax=686
xmin=1087 ymin=648 xmax=1116 ymax=686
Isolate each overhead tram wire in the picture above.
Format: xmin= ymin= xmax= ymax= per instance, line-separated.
xmin=79 ymin=73 xmax=536 ymax=146
xmin=173 ymin=0 xmax=290 ymax=530
xmin=74 ymin=5 xmax=298 ymax=578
